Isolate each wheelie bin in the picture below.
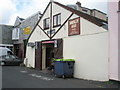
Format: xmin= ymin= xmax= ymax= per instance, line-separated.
xmin=53 ymin=59 xmax=75 ymax=78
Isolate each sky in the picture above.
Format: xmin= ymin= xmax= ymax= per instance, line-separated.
xmin=0 ymin=0 xmax=108 ymax=25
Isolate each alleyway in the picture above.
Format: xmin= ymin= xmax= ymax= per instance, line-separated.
xmin=2 ymin=66 xmax=119 ymax=88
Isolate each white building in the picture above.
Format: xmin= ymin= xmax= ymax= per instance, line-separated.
xmin=25 ymin=1 xmax=108 ymax=81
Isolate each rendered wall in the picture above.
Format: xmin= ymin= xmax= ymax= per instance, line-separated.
xmin=63 ymin=32 xmax=109 ymax=81
xmin=25 ymin=26 xmax=49 ymax=67
xmin=108 ymin=1 xmax=119 ymax=80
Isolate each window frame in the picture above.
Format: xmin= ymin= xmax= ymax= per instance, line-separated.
xmin=53 ymin=13 xmax=61 ymax=27
xmin=44 ymin=17 xmax=50 ymax=30
xmin=12 ymin=28 xmax=20 ymax=40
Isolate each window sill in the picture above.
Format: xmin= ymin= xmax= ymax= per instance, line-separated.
xmin=44 ymin=28 xmax=49 ymax=30
xmin=53 ymin=24 xmax=61 ymax=28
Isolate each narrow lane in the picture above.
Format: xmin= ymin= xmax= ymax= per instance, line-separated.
xmin=2 ymin=66 xmax=119 ymax=88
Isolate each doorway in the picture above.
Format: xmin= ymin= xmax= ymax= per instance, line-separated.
xmin=35 ymin=39 xmax=63 ymax=70
xmin=13 ymin=44 xmax=23 ymax=58
xmin=42 ymin=43 xmax=54 ymax=70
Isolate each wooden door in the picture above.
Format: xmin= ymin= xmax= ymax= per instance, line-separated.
xmin=35 ymin=42 xmax=42 ymax=70
xmin=54 ymin=39 xmax=63 ymax=59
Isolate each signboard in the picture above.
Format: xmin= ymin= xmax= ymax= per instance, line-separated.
xmin=68 ymin=17 xmax=80 ymax=36
xmin=24 ymin=26 xmax=30 ymax=35
xmin=28 ymin=42 xmax=35 ymax=47
xmin=47 ymin=29 xmax=55 ymax=34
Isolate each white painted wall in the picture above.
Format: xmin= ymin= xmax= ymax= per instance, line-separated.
xmin=63 ymin=32 xmax=109 ymax=81
xmin=108 ymin=1 xmax=119 ymax=81
xmin=53 ymin=14 xmax=107 ymax=39
xmin=38 ymin=4 xmax=50 ymax=29
xmin=25 ymin=26 xmax=49 ymax=67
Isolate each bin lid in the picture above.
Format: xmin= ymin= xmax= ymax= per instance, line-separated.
xmin=54 ymin=59 xmax=75 ymax=61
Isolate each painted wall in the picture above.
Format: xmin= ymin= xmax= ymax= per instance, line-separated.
xmin=63 ymin=32 xmax=108 ymax=81
xmin=53 ymin=13 xmax=108 ymax=81
xmin=53 ymin=14 xmax=106 ymax=39
xmin=118 ymin=5 xmax=120 ymax=81
xmin=108 ymin=1 xmax=119 ymax=81
xmin=26 ymin=26 xmax=49 ymax=67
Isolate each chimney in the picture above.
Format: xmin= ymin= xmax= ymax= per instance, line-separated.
xmin=76 ymin=2 xmax=81 ymax=10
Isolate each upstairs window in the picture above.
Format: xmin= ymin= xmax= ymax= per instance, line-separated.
xmin=53 ymin=13 xmax=61 ymax=27
xmin=12 ymin=28 xmax=19 ymax=40
xmin=44 ymin=18 xmax=50 ymax=30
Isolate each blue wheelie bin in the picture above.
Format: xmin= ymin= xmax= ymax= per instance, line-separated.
xmin=53 ymin=59 xmax=75 ymax=78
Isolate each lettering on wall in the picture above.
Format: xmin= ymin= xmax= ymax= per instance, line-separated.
xmin=68 ymin=17 xmax=80 ymax=36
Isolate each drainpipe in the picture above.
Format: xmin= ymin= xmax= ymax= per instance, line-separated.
xmin=50 ymin=0 xmax=53 ymax=40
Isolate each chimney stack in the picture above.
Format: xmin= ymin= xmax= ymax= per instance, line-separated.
xmin=76 ymin=2 xmax=81 ymax=10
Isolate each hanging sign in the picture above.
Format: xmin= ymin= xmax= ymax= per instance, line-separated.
xmin=68 ymin=17 xmax=80 ymax=36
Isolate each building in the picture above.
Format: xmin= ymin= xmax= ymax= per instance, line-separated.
xmin=24 ymin=1 xmax=108 ymax=81
xmin=67 ymin=2 xmax=107 ymax=22
xmin=12 ymin=12 xmax=42 ymax=59
xmin=0 ymin=24 xmax=13 ymax=50
xmin=108 ymin=0 xmax=120 ymax=81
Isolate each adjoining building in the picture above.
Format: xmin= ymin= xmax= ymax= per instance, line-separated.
xmin=108 ymin=0 xmax=120 ymax=81
xmin=0 ymin=24 xmax=14 ymax=51
xmin=24 ymin=1 xmax=108 ymax=81
xmin=12 ymin=12 xmax=42 ymax=59
xmin=67 ymin=2 xmax=107 ymax=22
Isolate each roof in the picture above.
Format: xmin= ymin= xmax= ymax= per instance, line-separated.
xmin=19 ymin=18 xmax=25 ymax=21
xmin=54 ymin=1 xmax=107 ymax=26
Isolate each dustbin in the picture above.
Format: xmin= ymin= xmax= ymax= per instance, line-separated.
xmin=53 ymin=59 xmax=75 ymax=78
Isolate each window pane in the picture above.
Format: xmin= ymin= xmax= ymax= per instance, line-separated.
xmin=44 ymin=18 xmax=50 ymax=29
xmin=58 ymin=14 xmax=61 ymax=25
xmin=12 ymin=28 xmax=19 ymax=40
xmin=46 ymin=18 xmax=50 ymax=28
xmin=53 ymin=16 xmax=57 ymax=26
xmin=12 ymin=29 xmax=15 ymax=40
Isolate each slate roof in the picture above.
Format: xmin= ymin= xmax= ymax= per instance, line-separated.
xmin=54 ymin=1 xmax=107 ymax=27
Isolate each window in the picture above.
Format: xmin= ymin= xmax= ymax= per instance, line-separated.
xmin=12 ymin=28 xmax=19 ymax=40
xmin=82 ymin=9 xmax=88 ymax=12
xmin=7 ymin=51 xmax=13 ymax=55
xmin=53 ymin=13 xmax=61 ymax=27
xmin=119 ymin=1 xmax=120 ymax=11
xmin=44 ymin=18 xmax=50 ymax=29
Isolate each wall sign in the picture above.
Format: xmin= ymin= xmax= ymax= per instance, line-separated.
xmin=68 ymin=17 xmax=80 ymax=36
xmin=24 ymin=26 xmax=30 ymax=35
xmin=47 ymin=29 xmax=55 ymax=34
xmin=28 ymin=42 xmax=35 ymax=47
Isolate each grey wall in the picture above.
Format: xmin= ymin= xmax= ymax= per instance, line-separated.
xmin=0 ymin=25 xmax=13 ymax=44
xmin=0 ymin=26 xmax=2 ymax=44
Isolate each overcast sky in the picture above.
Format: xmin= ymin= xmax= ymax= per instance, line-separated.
xmin=0 ymin=0 xmax=108 ymax=25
